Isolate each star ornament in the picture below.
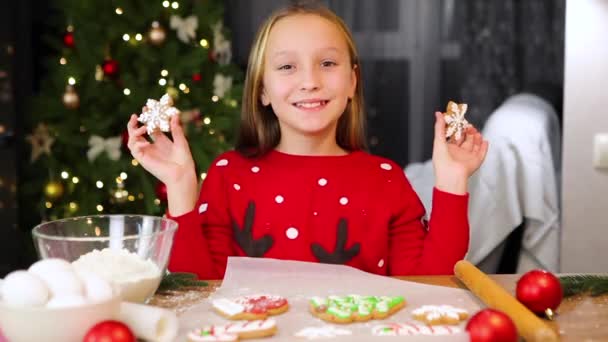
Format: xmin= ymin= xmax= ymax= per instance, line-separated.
xmin=443 ymin=101 xmax=471 ymax=141
xmin=138 ymin=94 xmax=180 ymax=135
xmin=26 ymin=123 xmax=55 ymax=162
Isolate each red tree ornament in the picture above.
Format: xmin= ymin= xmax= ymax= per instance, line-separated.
xmin=208 ymin=50 xmax=216 ymax=63
xmin=516 ymin=269 xmax=563 ymax=317
xmin=121 ymin=129 xmax=130 ymax=150
xmin=466 ymin=309 xmax=518 ymax=342
xmin=63 ymin=32 xmax=75 ymax=48
xmin=192 ymin=72 xmax=202 ymax=82
xmin=102 ymin=59 xmax=120 ymax=78
xmin=83 ymin=320 xmax=135 ymax=342
xmin=156 ymin=182 xmax=168 ymax=202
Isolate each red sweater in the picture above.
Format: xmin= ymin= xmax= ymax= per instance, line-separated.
xmin=167 ymin=150 xmax=469 ymax=279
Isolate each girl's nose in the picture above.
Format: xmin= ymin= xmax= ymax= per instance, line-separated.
xmin=299 ymin=66 xmax=321 ymax=91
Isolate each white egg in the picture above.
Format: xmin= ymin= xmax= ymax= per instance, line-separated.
xmin=45 ymin=294 xmax=88 ymax=309
xmin=37 ymin=268 xmax=84 ymax=298
xmin=28 ymin=258 xmax=73 ymax=276
xmin=1 ymin=270 xmax=49 ymax=307
xmin=76 ymin=270 xmax=114 ymax=303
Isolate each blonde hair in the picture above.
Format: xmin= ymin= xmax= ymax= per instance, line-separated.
xmin=236 ymin=1 xmax=367 ymax=157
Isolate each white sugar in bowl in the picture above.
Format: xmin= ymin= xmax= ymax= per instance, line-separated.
xmin=0 ymin=292 xmax=120 ymax=342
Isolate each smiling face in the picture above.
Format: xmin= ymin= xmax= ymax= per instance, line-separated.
xmin=260 ymin=14 xmax=357 ymax=143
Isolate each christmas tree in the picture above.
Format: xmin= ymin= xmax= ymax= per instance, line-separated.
xmin=20 ymin=0 xmax=242 ymax=225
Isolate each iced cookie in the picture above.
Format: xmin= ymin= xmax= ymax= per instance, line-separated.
xmin=138 ymin=94 xmax=180 ymax=135
xmin=372 ymin=322 xmax=462 ymax=336
xmin=187 ymin=319 xmax=277 ymax=341
xmin=294 ymin=326 xmax=352 ymax=339
xmin=212 ymin=295 xmax=289 ymax=320
xmin=443 ymin=100 xmax=470 ymax=141
xmin=411 ymin=305 xmax=468 ymax=325
xmin=309 ymin=295 xmax=406 ymax=324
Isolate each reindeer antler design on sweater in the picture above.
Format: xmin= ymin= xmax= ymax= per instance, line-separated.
xmin=232 ymin=201 xmax=274 ymax=257
xmin=311 ymin=218 xmax=360 ymax=264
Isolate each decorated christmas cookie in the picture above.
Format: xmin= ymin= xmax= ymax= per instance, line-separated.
xmin=294 ymin=326 xmax=352 ymax=339
xmin=187 ymin=319 xmax=277 ymax=341
xmin=411 ymin=305 xmax=468 ymax=325
xmin=443 ymin=100 xmax=470 ymax=141
xmin=137 ymin=94 xmax=180 ymax=135
xmin=212 ymin=295 xmax=289 ymax=320
xmin=309 ymin=295 xmax=406 ymax=323
xmin=372 ymin=322 xmax=462 ymax=336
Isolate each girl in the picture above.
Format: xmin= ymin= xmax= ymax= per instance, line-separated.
xmin=127 ymin=3 xmax=488 ymax=279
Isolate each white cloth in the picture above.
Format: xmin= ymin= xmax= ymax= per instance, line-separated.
xmin=405 ymin=93 xmax=561 ymax=272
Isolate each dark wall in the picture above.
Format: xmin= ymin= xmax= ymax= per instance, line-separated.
xmin=0 ymin=0 xmax=54 ymax=275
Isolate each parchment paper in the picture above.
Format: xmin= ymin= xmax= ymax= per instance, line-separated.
xmin=177 ymin=258 xmax=483 ymax=341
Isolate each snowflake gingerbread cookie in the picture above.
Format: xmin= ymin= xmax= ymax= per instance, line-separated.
xmin=138 ymin=94 xmax=180 ymax=135
xmin=187 ymin=319 xmax=277 ymax=341
xmin=411 ymin=305 xmax=469 ymax=325
xmin=309 ymin=295 xmax=406 ymax=324
xmin=212 ymin=294 xmax=289 ymax=320
xmin=443 ymin=100 xmax=471 ymax=141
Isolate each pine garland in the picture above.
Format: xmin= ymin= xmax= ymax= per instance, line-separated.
xmin=559 ymin=275 xmax=608 ymax=297
xmin=157 ymin=272 xmax=208 ymax=292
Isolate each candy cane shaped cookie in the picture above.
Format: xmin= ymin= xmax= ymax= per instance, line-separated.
xmin=188 ymin=319 xmax=277 ymax=341
xmin=372 ymin=322 xmax=462 ymax=336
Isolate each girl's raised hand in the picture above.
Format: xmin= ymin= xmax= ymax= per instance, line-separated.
xmin=126 ymin=113 xmax=196 ymax=188
xmin=431 ymin=111 xmax=489 ymax=194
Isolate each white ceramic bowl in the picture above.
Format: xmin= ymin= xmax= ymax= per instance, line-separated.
xmin=0 ymin=294 xmax=121 ymax=342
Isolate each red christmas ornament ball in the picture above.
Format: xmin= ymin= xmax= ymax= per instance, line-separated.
xmin=121 ymin=129 xmax=130 ymax=150
xmin=83 ymin=320 xmax=135 ymax=342
xmin=208 ymin=50 xmax=216 ymax=62
xmin=102 ymin=59 xmax=120 ymax=77
xmin=516 ymin=269 xmax=563 ymax=315
xmin=156 ymin=182 xmax=168 ymax=202
xmin=466 ymin=309 xmax=518 ymax=342
xmin=63 ymin=32 xmax=75 ymax=48
xmin=192 ymin=73 xmax=202 ymax=82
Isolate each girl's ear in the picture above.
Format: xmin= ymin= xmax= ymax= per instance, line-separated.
xmin=348 ymin=64 xmax=357 ymax=99
xmin=260 ymin=88 xmax=270 ymax=106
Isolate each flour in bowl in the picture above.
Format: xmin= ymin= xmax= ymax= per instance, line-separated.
xmin=72 ymin=248 xmax=162 ymax=303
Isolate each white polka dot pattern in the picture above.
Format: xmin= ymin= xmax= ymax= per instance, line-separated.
xmin=275 ymin=195 xmax=284 ymax=204
xmin=216 ymin=159 xmax=228 ymax=166
xmin=286 ymin=227 xmax=299 ymax=239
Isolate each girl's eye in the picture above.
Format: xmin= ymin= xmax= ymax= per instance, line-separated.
xmin=321 ymin=61 xmax=337 ymax=67
xmin=278 ymin=64 xmax=293 ymax=71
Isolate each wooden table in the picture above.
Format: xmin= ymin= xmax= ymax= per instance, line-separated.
xmin=150 ymin=274 xmax=608 ymax=341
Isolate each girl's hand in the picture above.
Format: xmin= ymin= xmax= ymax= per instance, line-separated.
xmin=126 ymin=114 xmax=196 ymax=186
xmin=431 ymin=111 xmax=489 ymax=195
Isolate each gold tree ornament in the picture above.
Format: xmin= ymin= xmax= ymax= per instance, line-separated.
xmin=166 ymin=86 xmax=179 ymax=100
xmin=44 ymin=181 xmax=64 ymax=200
xmin=443 ymin=101 xmax=470 ymax=141
xmin=62 ymin=85 xmax=80 ymax=109
xmin=138 ymin=94 xmax=180 ymax=135
xmin=148 ymin=21 xmax=166 ymax=46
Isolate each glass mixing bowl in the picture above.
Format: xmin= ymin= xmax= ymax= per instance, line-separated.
xmin=31 ymin=214 xmax=178 ymax=303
